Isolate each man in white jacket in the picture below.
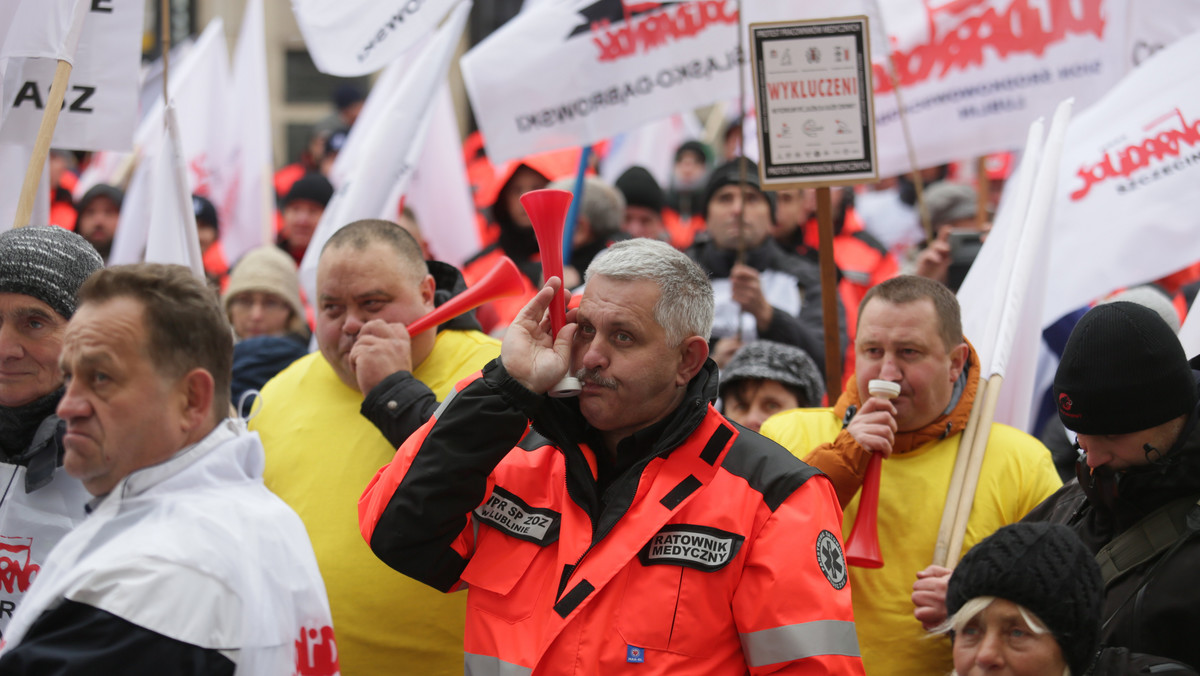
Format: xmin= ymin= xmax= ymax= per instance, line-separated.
xmin=0 ymin=263 xmax=338 ymax=675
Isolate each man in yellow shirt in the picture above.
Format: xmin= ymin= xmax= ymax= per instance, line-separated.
xmin=251 ymin=219 xmax=501 ymax=675
xmin=761 ymin=275 xmax=1060 ymax=676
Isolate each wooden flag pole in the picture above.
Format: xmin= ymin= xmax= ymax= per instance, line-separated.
xmin=975 ymin=156 xmax=990 ymax=228
xmin=945 ymin=373 xmax=1003 ymax=563
xmin=932 ymin=374 xmax=988 ymax=567
xmin=12 ymin=60 xmax=73 ymax=229
xmin=816 ymin=186 xmax=842 ymax=402
xmin=161 ymin=0 xmax=170 ymax=103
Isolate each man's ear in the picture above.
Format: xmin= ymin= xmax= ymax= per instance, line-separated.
xmin=676 ymin=336 xmax=710 ymax=387
xmin=179 ymin=368 xmax=216 ymax=431
xmin=419 ymin=273 xmax=437 ymax=310
xmin=948 ymin=341 xmax=969 ymax=382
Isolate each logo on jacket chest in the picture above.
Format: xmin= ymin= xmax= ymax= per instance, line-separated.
xmin=638 ymin=525 xmax=745 ymax=572
xmin=0 ymin=535 xmax=40 ymax=596
xmin=475 ymin=486 xmax=561 ymax=545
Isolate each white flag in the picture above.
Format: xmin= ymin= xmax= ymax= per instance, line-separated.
xmin=1040 ymin=29 xmax=1200 ymax=328
xmin=110 ymin=19 xmax=231 ymax=266
xmin=0 ymin=0 xmax=145 ymax=151
xmin=144 ymin=102 xmax=205 ymax=278
xmin=222 ymin=0 xmax=275 ymax=266
xmin=0 ymin=0 xmax=86 ymax=62
xmin=291 ymin=0 xmax=462 ymax=76
xmin=327 ymin=55 xmax=412 ymax=189
xmin=960 ymin=100 xmax=1074 ymax=432
xmin=299 ymin=1 xmax=472 ymax=302
xmin=405 ymin=83 xmax=481 ymax=267
xmin=599 ymin=112 xmax=703 ymax=189
xmin=461 ymin=0 xmax=757 ymax=165
xmin=465 ymin=0 xmax=1133 ymax=176
xmin=1179 ymin=294 xmax=1200 ymax=360
xmin=0 ymin=144 xmax=51 ymax=233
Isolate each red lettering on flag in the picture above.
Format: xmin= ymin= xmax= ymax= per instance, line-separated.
xmin=591 ymin=1 xmax=739 ymax=62
xmin=1070 ymin=108 xmax=1200 ymax=201
xmin=873 ymin=0 xmax=1106 ymax=94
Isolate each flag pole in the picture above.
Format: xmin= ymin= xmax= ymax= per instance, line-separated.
xmin=734 ymin=0 xmax=748 ymax=265
xmin=161 ymin=0 xmax=171 ymax=103
xmin=932 ymin=372 xmax=987 ymax=567
xmin=816 ymin=186 xmax=842 ymax=402
xmin=12 ymin=61 xmax=73 ymax=229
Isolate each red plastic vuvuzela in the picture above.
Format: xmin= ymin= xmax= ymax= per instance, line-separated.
xmin=844 ymin=453 xmax=884 ymax=568
xmin=405 ymin=256 xmax=524 ymax=337
xmin=520 ymin=188 xmax=581 ymax=397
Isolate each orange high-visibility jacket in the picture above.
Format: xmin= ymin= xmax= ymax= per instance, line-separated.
xmin=360 ymin=359 xmax=864 ymax=675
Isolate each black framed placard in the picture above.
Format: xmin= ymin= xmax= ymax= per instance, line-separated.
xmin=749 ymin=16 xmax=879 ymax=188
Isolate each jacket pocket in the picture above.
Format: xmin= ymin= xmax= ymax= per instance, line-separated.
xmin=615 ymin=559 xmax=739 ymax=656
xmin=460 ymin=524 xmax=546 ymax=623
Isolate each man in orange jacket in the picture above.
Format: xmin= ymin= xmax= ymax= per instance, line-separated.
xmin=360 ymin=238 xmax=864 ymax=675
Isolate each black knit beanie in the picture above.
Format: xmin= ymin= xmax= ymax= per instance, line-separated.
xmin=1054 ymin=301 xmax=1195 ymax=435
xmin=947 ymin=522 xmax=1102 ymax=676
xmin=701 ymin=157 xmax=776 ymax=223
xmin=615 ymin=166 xmax=664 ymax=214
xmin=674 ymin=140 xmax=709 ymax=165
xmin=283 ymin=174 xmax=334 ymax=209
xmin=0 ymin=226 xmax=104 ymax=319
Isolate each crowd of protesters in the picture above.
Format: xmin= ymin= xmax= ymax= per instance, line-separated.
xmin=5 ymin=96 xmax=1200 ymax=676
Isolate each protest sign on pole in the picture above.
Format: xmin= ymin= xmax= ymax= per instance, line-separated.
xmin=292 ymin=0 xmax=462 ymax=76
xmin=749 ymin=16 xmax=878 ymax=189
xmin=748 ymin=14 xmax=880 ymax=402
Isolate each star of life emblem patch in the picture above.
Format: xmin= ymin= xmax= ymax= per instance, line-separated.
xmin=816 ymin=530 xmax=847 ymax=590
xmin=637 ymin=524 xmax=745 ymax=572
xmin=474 ymin=486 xmax=560 ymax=545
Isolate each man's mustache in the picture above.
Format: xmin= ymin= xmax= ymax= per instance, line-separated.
xmin=574 ymin=367 xmax=617 ymax=389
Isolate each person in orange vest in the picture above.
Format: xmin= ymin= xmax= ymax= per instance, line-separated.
xmin=664 ymin=140 xmax=709 ymax=244
xmin=48 ymin=150 xmax=78 ymax=230
xmin=191 ymin=194 xmax=229 ymax=292
xmin=361 ymin=238 xmax=865 ymax=675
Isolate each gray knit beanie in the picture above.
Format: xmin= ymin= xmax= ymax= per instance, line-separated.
xmin=720 ymin=340 xmax=824 ymax=407
xmin=0 ymin=226 xmax=104 ymax=319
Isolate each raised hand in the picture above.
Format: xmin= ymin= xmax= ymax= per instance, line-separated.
xmin=501 ymin=278 xmax=577 ymax=394
xmin=847 ymin=395 xmax=898 ymax=458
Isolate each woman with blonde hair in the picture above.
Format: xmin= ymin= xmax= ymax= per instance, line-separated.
xmin=941 ymin=522 xmax=1195 ymax=675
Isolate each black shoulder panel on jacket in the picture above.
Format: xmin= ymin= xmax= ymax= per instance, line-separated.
xmin=0 ymin=599 xmax=236 ymax=676
xmin=850 ymin=230 xmax=889 ymax=256
xmin=719 ymin=423 xmax=823 ymax=511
